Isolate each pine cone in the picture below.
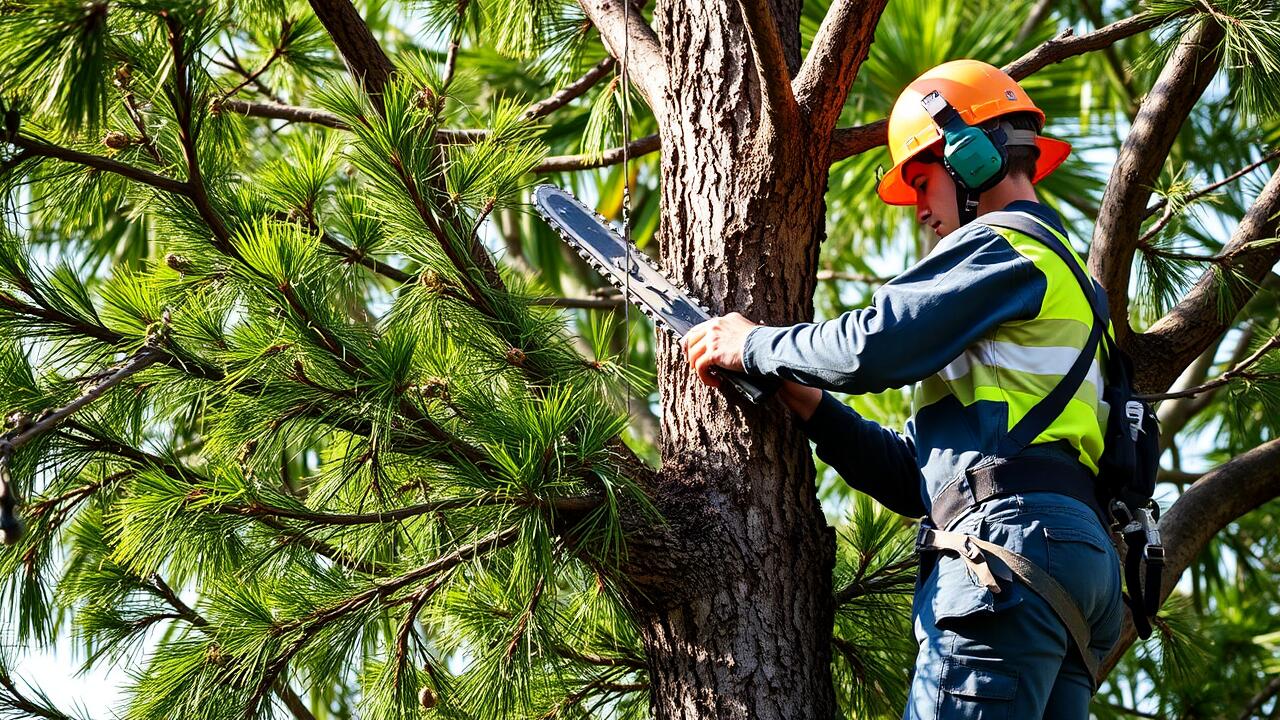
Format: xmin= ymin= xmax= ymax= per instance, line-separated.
xmin=419 ymin=687 xmax=437 ymax=709
xmin=165 ymin=253 xmax=192 ymax=274
xmin=103 ymin=131 xmax=131 ymax=150
xmin=421 ymin=377 xmax=450 ymax=401
xmin=419 ymin=269 xmax=444 ymax=293
xmin=113 ymin=64 xmax=132 ymax=89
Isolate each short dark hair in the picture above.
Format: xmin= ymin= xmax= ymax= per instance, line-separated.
xmin=994 ymin=111 xmax=1042 ymax=181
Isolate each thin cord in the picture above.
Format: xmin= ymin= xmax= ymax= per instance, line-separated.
xmin=620 ymin=0 xmax=634 ymax=417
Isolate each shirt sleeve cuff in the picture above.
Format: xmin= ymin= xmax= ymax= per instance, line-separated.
xmin=741 ymin=325 xmax=777 ymax=376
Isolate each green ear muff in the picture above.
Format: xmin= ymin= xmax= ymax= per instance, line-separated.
xmin=921 ymin=91 xmax=1009 ymax=193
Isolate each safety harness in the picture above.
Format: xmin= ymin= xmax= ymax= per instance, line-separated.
xmin=916 ymin=210 xmax=1165 ymax=689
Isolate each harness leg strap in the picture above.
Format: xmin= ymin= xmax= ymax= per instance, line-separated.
xmin=919 ymin=528 xmax=1102 ymax=689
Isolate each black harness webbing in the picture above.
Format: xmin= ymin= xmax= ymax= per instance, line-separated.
xmin=929 ymin=452 xmax=1105 ymax=532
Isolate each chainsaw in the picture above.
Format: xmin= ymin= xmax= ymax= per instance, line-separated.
xmin=532 ymin=185 xmax=778 ymax=405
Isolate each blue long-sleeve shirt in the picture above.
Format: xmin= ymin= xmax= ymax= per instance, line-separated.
xmin=742 ymin=201 xmax=1082 ymax=517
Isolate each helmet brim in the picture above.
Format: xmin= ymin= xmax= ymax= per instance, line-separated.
xmin=876 ymin=136 xmax=1073 ymax=206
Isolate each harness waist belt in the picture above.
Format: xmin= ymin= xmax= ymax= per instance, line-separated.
xmin=930 ymin=454 xmax=1103 ymax=531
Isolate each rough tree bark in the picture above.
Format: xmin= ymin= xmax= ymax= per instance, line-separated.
xmin=626 ymin=1 xmax=841 ymax=716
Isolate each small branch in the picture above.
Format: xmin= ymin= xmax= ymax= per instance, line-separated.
xmin=216 ymin=99 xmax=488 ymax=144
xmin=217 ymin=98 xmax=348 ymax=128
xmin=534 ymin=133 xmax=659 ymax=173
xmin=61 ymin=421 xmax=392 ymax=575
xmin=147 ymin=571 xmax=318 ymax=720
xmin=114 ymin=71 xmax=166 ymax=165
xmin=552 ymin=643 xmax=646 ymax=670
xmin=575 ymin=0 xmax=668 ymax=111
xmin=148 ymin=573 xmax=208 ymax=627
xmin=221 ymin=493 xmax=520 ymax=525
xmin=0 ymin=669 xmax=75 ymax=720
xmin=1138 ymin=333 xmax=1280 ymax=401
xmin=1003 ymin=9 xmax=1192 ymax=80
xmin=533 ymin=296 xmax=628 ymax=310
xmin=524 ymin=57 xmax=617 ymax=121
xmin=313 ymin=226 xmax=414 ymax=282
xmin=164 ymin=14 xmax=238 ymax=254
xmin=8 ymin=135 xmax=189 ymax=196
xmin=834 ymin=557 xmax=917 ymax=605
xmin=1138 ymin=166 xmax=1280 ymax=392
xmin=736 ymin=0 xmax=799 ymax=123
xmin=1239 ymin=675 xmax=1280 ymax=720
xmin=218 ymin=43 xmax=285 ymax=103
xmin=391 ymin=579 xmax=448 ymax=687
xmin=246 ymin=525 xmax=522 ymax=713
xmin=792 ymin=0 xmax=890 ymax=132
xmin=1143 ymin=146 xmax=1280 ymax=223
xmin=220 ymin=41 xmax=287 ymax=102
xmin=0 ymin=341 xmax=165 ymax=455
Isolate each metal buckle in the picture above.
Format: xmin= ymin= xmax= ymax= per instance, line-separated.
xmin=1125 ymin=400 xmax=1144 ymax=441
xmin=1143 ymin=544 xmax=1165 ymax=564
xmin=915 ymin=524 xmax=934 ymax=553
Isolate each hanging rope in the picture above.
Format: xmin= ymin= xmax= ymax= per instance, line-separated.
xmin=620 ymin=0 xmax=635 ymax=417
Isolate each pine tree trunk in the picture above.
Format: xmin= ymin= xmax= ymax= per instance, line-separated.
xmin=625 ymin=1 xmax=841 ymax=716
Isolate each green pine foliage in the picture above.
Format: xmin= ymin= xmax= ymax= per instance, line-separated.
xmin=0 ymin=0 xmax=1278 ymax=718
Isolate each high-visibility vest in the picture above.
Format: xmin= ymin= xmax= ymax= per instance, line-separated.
xmin=912 ymin=215 xmax=1110 ymax=473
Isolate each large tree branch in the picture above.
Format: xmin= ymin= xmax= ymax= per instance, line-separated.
xmin=1089 ymin=18 xmax=1224 ymax=345
xmin=828 ymin=10 xmax=1194 ymax=163
xmin=792 ymin=0 xmax=889 ymax=133
xmin=735 ymin=0 xmax=799 ymax=124
xmin=575 ymin=0 xmax=667 ymax=111
xmin=306 ymin=0 xmax=394 ymax=105
xmin=1135 ymin=166 xmax=1280 ymax=391
xmin=1101 ymin=437 xmax=1280 ymax=678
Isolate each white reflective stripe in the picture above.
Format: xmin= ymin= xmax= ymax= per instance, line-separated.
xmin=939 ymin=340 xmax=1104 ymax=399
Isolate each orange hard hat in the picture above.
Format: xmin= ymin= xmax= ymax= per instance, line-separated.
xmin=876 ymin=59 xmax=1071 ymax=206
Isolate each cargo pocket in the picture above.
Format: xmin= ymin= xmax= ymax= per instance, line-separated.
xmin=937 ymin=657 xmax=1018 ymax=720
xmin=929 ymin=553 xmax=1023 ymax=631
xmin=1044 ymin=525 xmax=1116 ymax=614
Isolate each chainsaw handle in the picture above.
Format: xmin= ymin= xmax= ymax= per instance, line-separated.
xmin=712 ymin=369 xmax=780 ymax=405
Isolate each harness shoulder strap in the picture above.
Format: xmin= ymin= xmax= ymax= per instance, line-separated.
xmin=980 ymin=211 xmax=1105 ymax=457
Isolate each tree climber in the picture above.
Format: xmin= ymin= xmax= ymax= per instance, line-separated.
xmin=681 ymin=60 xmax=1124 ymax=718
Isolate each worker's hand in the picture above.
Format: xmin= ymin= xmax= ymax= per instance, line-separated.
xmin=679 ymin=312 xmax=759 ymax=388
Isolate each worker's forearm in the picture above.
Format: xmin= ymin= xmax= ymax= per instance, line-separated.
xmin=778 ymin=380 xmax=822 ymax=422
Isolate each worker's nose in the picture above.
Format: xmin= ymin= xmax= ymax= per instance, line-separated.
xmin=916 ymin=206 xmax=930 ymax=225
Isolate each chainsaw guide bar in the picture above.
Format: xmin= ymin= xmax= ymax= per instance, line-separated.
xmin=532 ymin=184 xmax=777 ymax=404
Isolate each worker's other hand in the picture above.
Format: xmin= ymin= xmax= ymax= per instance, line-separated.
xmin=679 ymin=312 xmax=759 ymax=388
